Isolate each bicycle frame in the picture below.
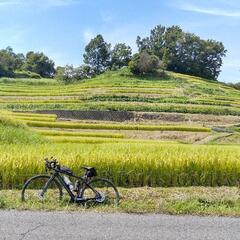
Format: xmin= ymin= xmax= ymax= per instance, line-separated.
xmin=42 ymin=169 xmax=100 ymax=203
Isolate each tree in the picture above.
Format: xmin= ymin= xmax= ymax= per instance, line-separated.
xmin=4 ymin=46 xmax=25 ymax=70
xmin=164 ymin=33 xmax=226 ymax=80
xmin=14 ymin=53 xmax=25 ymax=70
xmin=136 ymin=24 xmax=227 ymax=80
xmin=198 ymin=39 xmax=226 ymax=80
xmin=74 ymin=65 xmax=95 ymax=79
xmin=0 ymin=48 xmax=16 ymax=77
xmin=162 ymin=26 xmax=184 ymax=70
xmin=228 ymin=82 xmax=240 ymax=90
xmin=61 ymin=65 xmax=76 ymax=84
xmin=129 ymin=51 xmax=159 ymax=75
xmin=137 ymin=25 xmax=166 ymax=58
xmin=55 ymin=66 xmax=65 ymax=80
xmin=23 ymin=51 xmax=55 ymax=78
xmin=111 ymin=43 xmax=132 ymax=69
xmin=56 ymin=65 xmax=96 ymax=84
xmin=83 ymin=34 xmax=111 ymax=74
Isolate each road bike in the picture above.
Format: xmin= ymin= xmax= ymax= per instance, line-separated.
xmin=21 ymin=158 xmax=120 ymax=205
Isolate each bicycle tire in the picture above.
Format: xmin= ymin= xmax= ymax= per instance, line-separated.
xmin=21 ymin=174 xmax=63 ymax=202
xmin=80 ymin=178 xmax=120 ymax=205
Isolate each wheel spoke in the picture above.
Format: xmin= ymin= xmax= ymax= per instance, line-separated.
xmin=80 ymin=179 xmax=119 ymax=206
xmin=22 ymin=175 xmax=62 ymax=203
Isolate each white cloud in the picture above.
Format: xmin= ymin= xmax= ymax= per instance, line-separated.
xmin=44 ymin=0 xmax=78 ymax=7
xmin=0 ymin=0 xmax=18 ymax=6
xmin=180 ymin=4 xmax=240 ymax=17
xmin=0 ymin=0 xmax=78 ymax=8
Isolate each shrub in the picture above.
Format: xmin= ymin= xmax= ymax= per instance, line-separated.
xmin=129 ymin=51 xmax=159 ymax=75
xmin=228 ymin=82 xmax=240 ymax=90
xmin=55 ymin=65 xmax=75 ymax=84
xmin=56 ymin=65 xmax=95 ymax=84
xmin=75 ymin=65 xmax=96 ymax=80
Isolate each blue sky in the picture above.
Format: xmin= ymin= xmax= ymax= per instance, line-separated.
xmin=0 ymin=0 xmax=239 ymax=83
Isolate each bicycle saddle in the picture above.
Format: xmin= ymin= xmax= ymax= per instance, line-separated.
xmin=82 ymin=166 xmax=93 ymax=171
xmin=82 ymin=167 xmax=97 ymax=177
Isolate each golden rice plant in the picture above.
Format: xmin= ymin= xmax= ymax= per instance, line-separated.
xmin=0 ymin=143 xmax=239 ymax=188
xmin=35 ymin=129 xmax=124 ymax=138
xmin=24 ymin=120 xmax=211 ymax=132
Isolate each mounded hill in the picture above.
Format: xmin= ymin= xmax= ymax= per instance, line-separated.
xmin=0 ymin=68 xmax=239 ymax=117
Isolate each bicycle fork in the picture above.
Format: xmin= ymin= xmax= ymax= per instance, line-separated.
xmin=38 ymin=175 xmax=56 ymax=199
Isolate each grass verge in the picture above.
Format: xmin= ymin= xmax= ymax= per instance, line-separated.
xmin=1 ymin=187 xmax=240 ymax=216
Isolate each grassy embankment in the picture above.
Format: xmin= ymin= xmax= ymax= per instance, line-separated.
xmin=1 ymin=187 xmax=240 ymax=216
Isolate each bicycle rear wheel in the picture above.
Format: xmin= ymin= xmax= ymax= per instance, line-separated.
xmin=21 ymin=175 xmax=63 ymax=203
xmin=80 ymin=178 xmax=120 ymax=206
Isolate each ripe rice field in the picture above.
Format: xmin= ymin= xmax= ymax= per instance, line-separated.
xmin=0 ymin=142 xmax=240 ymax=189
xmin=0 ymin=110 xmax=239 ymax=189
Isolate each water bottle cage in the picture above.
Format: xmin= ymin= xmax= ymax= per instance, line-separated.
xmin=63 ymin=176 xmax=74 ymax=191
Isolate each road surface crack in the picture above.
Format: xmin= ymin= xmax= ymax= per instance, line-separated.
xmin=19 ymin=224 xmax=45 ymax=240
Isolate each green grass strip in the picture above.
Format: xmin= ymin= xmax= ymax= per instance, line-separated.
xmin=24 ymin=120 xmax=211 ymax=132
xmin=6 ymin=112 xmax=57 ymax=119
xmin=34 ymin=129 xmax=124 ymax=138
xmin=14 ymin=116 xmax=56 ymax=122
xmin=46 ymin=136 xmax=178 ymax=144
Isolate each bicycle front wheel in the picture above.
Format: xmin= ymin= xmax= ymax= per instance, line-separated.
xmin=80 ymin=178 xmax=120 ymax=206
xmin=21 ymin=174 xmax=63 ymax=203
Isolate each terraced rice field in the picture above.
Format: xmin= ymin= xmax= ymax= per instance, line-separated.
xmin=0 ymin=69 xmax=240 ymax=189
xmin=2 ymin=111 xmax=210 ymax=144
xmin=1 ymin=68 xmax=240 ymax=115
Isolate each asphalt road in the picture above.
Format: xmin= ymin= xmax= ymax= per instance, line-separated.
xmin=0 ymin=210 xmax=240 ymax=240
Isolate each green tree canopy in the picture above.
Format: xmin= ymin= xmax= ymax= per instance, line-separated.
xmin=111 ymin=43 xmax=132 ymax=69
xmin=83 ymin=34 xmax=111 ymax=74
xmin=0 ymin=48 xmax=16 ymax=77
xmin=129 ymin=51 xmax=159 ymax=75
xmin=137 ymin=25 xmax=166 ymax=59
xmin=137 ymin=25 xmax=226 ymax=80
xmin=23 ymin=51 xmax=55 ymax=78
xmin=0 ymin=47 xmax=25 ymax=77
